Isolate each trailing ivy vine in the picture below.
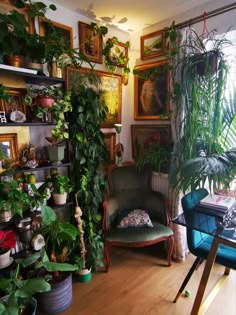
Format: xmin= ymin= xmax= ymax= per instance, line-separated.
xmin=69 ymin=75 xmax=109 ymax=270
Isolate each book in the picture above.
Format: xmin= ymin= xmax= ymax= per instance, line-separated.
xmin=194 ymin=205 xmax=228 ymax=219
xmin=200 ymin=194 xmax=236 ymax=210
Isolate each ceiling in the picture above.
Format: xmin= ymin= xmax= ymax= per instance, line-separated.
xmin=52 ymin=0 xmax=215 ymax=33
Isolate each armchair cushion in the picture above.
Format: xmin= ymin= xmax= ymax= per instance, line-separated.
xmin=117 ymin=209 xmax=153 ymax=228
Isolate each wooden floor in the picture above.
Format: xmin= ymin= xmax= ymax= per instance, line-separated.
xmin=39 ymin=245 xmax=236 ymax=315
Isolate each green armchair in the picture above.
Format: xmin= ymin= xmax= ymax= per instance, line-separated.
xmin=102 ymin=162 xmax=174 ymax=271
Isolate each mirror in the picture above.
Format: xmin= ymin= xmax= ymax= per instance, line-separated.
xmin=0 ymin=133 xmax=18 ymax=160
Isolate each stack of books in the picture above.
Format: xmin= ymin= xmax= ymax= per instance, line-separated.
xmin=195 ymin=194 xmax=236 ymax=219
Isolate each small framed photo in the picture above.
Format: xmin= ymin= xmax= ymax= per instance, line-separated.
xmin=103 ymin=132 xmax=116 ymax=165
xmin=134 ymin=60 xmax=169 ymax=120
xmin=39 ymin=18 xmax=73 ymax=48
xmin=108 ymin=40 xmax=128 ymax=67
xmin=78 ymin=21 xmax=103 ymax=64
xmin=131 ymin=124 xmax=171 ymax=159
xmin=141 ymin=29 xmax=165 ymax=60
xmin=0 ymin=88 xmax=27 ymax=120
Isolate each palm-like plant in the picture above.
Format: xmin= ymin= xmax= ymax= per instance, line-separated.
xmin=168 ymin=25 xmax=236 ymax=193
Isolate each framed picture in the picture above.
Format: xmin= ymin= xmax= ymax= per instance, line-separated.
xmin=78 ymin=21 xmax=102 ymax=64
xmin=66 ymin=67 xmax=122 ymax=128
xmin=108 ymin=40 xmax=128 ymax=67
xmin=0 ymin=133 xmax=18 ymax=160
xmin=131 ymin=124 xmax=171 ymax=159
xmin=0 ymin=0 xmax=35 ymax=34
xmin=134 ymin=60 xmax=169 ymax=120
xmin=39 ymin=17 xmax=73 ymax=48
xmin=103 ymin=132 xmax=116 ymax=164
xmin=0 ymin=88 xmax=27 ymax=119
xmin=141 ymin=29 xmax=165 ymax=60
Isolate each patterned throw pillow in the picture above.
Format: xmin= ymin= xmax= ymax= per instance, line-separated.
xmin=117 ymin=209 xmax=153 ymax=228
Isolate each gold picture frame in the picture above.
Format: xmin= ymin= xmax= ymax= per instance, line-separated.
xmin=0 ymin=133 xmax=18 ymax=160
xmin=39 ymin=17 xmax=73 ymax=48
xmin=134 ymin=60 xmax=169 ymax=120
xmin=131 ymin=124 xmax=171 ymax=159
xmin=0 ymin=88 xmax=27 ymax=121
xmin=141 ymin=29 xmax=165 ymax=60
xmin=103 ymin=132 xmax=116 ymax=165
xmin=66 ymin=67 xmax=122 ymax=128
xmin=78 ymin=21 xmax=103 ymax=64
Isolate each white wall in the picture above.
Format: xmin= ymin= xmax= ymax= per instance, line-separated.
xmin=44 ymin=0 xmax=235 ymax=162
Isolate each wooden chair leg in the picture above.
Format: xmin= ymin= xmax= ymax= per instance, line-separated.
xmin=173 ymin=256 xmax=202 ymax=303
xmin=167 ymin=235 xmax=174 ymax=266
xmin=104 ymin=241 xmax=111 ymax=272
xmin=224 ymin=267 xmax=230 ymax=275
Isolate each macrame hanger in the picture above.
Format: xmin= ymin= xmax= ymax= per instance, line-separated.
xmin=201 ymin=12 xmax=208 ymax=37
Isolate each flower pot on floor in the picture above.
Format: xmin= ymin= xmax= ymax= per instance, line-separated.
xmin=37 ymin=273 xmax=72 ymax=315
xmin=77 ymin=268 xmax=92 ymax=283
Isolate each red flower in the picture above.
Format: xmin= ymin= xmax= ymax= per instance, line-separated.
xmin=0 ymin=230 xmax=17 ymax=250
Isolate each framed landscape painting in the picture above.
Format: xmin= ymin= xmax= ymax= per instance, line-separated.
xmin=66 ymin=67 xmax=122 ymax=128
xmin=134 ymin=60 xmax=169 ymax=120
xmin=141 ymin=29 xmax=165 ymax=60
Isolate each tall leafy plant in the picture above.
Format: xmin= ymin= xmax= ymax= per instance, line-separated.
xmin=69 ymin=77 xmax=108 ymax=270
xmin=166 ymin=24 xmax=236 ymax=193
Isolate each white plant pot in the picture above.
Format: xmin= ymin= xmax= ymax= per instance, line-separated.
xmin=151 ymin=172 xmax=169 ymax=198
xmin=0 ymin=249 xmax=11 ymax=269
xmin=52 ymin=192 xmax=67 ymax=205
xmin=48 ymin=145 xmax=65 ymax=165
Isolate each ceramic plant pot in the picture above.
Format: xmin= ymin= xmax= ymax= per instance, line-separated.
xmin=37 ymin=95 xmax=55 ymax=108
xmin=48 ymin=145 xmax=65 ymax=165
xmin=0 ymin=249 xmax=11 ymax=269
xmin=52 ymin=192 xmax=67 ymax=205
xmin=77 ymin=268 xmax=92 ymax=283
xmin=4 ymin=55 xmax=23 ymax=67
xmin=37 ymin=273 xmax=72 ymax=315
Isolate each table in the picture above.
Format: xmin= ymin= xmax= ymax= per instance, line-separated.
xmin=172 ymin=209 xmax=236 ymax=315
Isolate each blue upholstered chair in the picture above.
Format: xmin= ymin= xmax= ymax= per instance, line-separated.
xmin=102 ymin=162 xmax=174 ymax=271
xmin=174 ymin=188 xmax=236 ymax=302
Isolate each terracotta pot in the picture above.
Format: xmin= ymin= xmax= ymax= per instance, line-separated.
xmin=37 ymin=95 xmax=55 ymax=108
xmin=4 ymin=55 xmax=24 ymax=67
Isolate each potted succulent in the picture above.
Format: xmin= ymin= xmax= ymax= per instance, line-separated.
xmin=50 ymin=174 xmax=72 ymax=205
xmin=0 ymin=263 xmax=51 ymax=315
xmin=0 ymin=229 xmax=16 ymax=269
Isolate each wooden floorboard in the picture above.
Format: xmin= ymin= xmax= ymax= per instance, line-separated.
xmin=39 ymin=245 xmax=236 ymax=315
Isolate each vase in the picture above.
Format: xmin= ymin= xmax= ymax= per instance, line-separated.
xmin=37 ymin=273 xmax=72 ymax=315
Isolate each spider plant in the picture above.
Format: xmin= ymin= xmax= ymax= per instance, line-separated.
xmin=168 ymin=23 xmax=236 ymax=194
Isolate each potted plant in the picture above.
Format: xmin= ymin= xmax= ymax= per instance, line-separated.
xmin=0 ymin=229 xmax=16 ymax=269
xmin=0 ymin=9 xmax=30 ymax=67
xmin=165 ymin=22 xmax=236 ymax=193
xmin=69 ymin=83 xmax=108 ymax=271
xmin=0 ymin=179 xmax=32 ymax=222
xmin=137 ymin=133 xmax=172 ymax=174
xmin=50 ymin=174 xmax=72 ymax=205
xmin=0 ymin=263 xmax=51 ymax=315
xmin=22 ymin=205 xmax=78 ymax=314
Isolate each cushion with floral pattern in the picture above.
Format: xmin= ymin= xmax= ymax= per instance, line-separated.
xmin=117 ymin=209 xmax=153 ymax=228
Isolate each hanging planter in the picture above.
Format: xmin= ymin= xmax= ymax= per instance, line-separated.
xmin=194 ymin=50 xmax=219 ymax=76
